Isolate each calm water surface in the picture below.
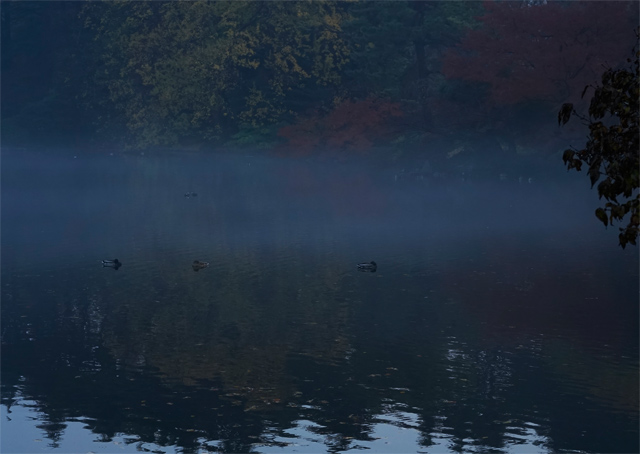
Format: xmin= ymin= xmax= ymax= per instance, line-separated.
xmin=1 ymin=149 xmax=638 ymax=453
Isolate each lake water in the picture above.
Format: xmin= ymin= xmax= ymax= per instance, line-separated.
xmin=1 ymin=149 xmax=638 ymax=453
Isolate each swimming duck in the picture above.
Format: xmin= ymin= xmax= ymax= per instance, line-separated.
xmin=357 ymin=261 xmax=377 ymax=271
xmin=102 ymin=259 xmax=122 ymax=270
xmin=102 ymin=259 xmax=121 ymax=266
xmin=192 ymin=260 xmax=209 ymax=271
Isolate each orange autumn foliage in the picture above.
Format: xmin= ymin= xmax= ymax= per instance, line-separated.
xmin=277 ymin=98 xmax=403 ymax=156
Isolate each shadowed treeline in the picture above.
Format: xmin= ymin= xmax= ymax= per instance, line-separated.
xmin=2 ymin=1 xmax=637 ymax=155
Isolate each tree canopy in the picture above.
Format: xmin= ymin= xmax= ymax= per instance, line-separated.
xmin=442 ymin=1 xmax=637 ymax=106
xmin=80 ymin=1 xmax=350 ymax=148
xmin=2 ymin=0 xmax=638 ymax=155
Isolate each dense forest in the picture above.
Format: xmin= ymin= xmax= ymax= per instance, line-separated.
xmin=1 ymin=0 xmax=638 ymax=157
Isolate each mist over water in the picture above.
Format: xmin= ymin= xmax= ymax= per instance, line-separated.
xmin=1 ymin=148 xmax=614 ymax=264
xmin=2 ymin=148 xmax=638 ymax=453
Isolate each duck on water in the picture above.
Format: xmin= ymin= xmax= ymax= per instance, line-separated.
xmin=357 ymin=261 xmax=377 ymax=272
xmin=102 ymin=259 xmax=122 ymax=269
xmin=192 ymin=260 xmax=209 ymax=271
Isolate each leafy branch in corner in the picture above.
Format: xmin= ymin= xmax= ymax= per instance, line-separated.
xmin=558 ymin=30 xmax=639 ymax=248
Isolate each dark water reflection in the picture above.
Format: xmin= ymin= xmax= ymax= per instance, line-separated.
xmin=2 ymin=149 xmax=638 ymax=453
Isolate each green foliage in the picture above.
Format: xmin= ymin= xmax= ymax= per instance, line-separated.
xmin=560 ymin=35 xmax=639 ymax=248
xmin=8 ymin=0 xmax=636 ymax=160
xmin=81 ymin=0 xmax=350 ymax=148
xmin=226 ymin=124 xmax=282 ymax=149
xmin=342 ymin=1 xmax=480 ymax=101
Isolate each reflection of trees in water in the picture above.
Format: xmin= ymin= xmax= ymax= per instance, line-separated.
xmin=2 ymin=252 xmax=638 ymax=452
xmin=100 ymin=242 xmax=353 ymax=405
